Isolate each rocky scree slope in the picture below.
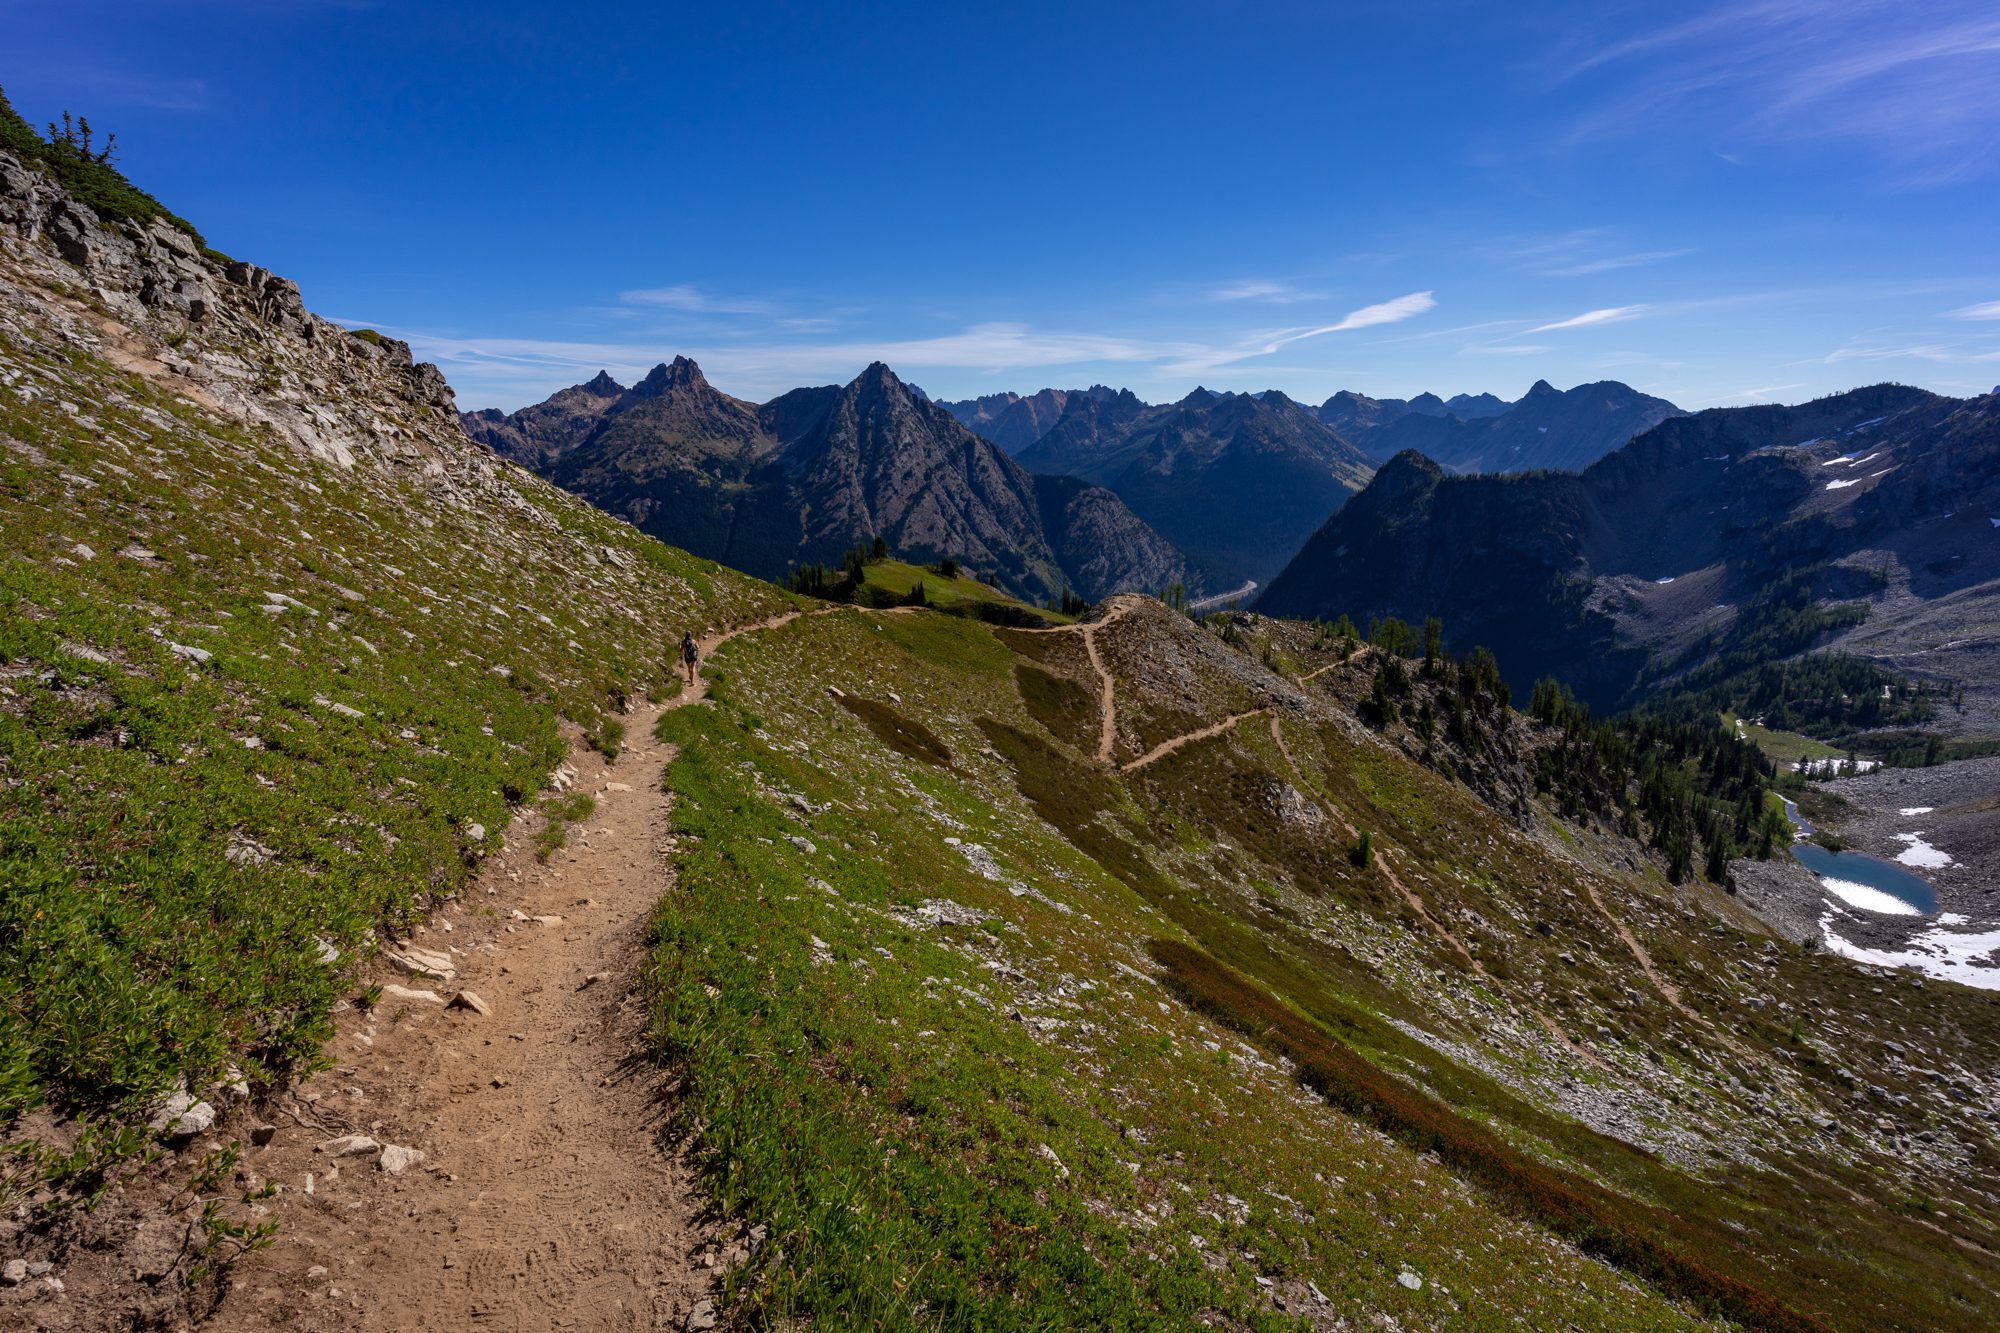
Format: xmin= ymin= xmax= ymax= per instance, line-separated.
xmin=467 ymin=361 xmax=1189 ymax=604
xmin=641 ymin=592 xmax=2000 ymax=1331
xmin=0 ymin=142 xmax=785 ymax=1324
xmin=1261 ymin=385 xmax=2000 ymax=716
xmin=1018 ymin=385 xmax=1376 ymax=587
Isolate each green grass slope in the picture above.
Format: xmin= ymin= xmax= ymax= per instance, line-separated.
xmin=0 ymin=158 xmax=790 ymax=1210
xmin=646 ymin=599 xmax=2000 ymax=1331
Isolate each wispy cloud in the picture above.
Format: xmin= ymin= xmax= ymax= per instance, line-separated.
xmin=1724 ymin=382 xmax=1806 ymax=399
xmin=385 ymin=321 xmax=1208 ymax=407
xmin=618 ymin=284 xmax=777 ymax=315
xmin=1550 ymin=1 xmax=2000 ymax=186
xmin=1948 ymin=299 xmax=2000 ymax=320
xmin=1812 ymin=342 xmax=1960 ymax=364
xmin=1159 ymin=292 xmax=1439 ymax=375
xmin=1526 ymin=304 xmax=1651 ymax=333
xmin=1538 ymin=249 xmax=1692 ymax=277
xmin=1209 ymin=279 xmax=1323 ymax=304
xmin=1326 ymin=291 xmax=1437 ymax=331
xmin=1508 ymin=230 xmax=1692 ymax=277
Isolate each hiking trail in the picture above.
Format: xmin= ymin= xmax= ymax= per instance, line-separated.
xmin=210 ymin=611 xmax=801 ymax=1332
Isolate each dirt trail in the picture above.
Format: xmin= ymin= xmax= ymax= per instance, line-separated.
xmin=1013 ymin=597 xmax=1134 ymax=765
xmin=210 ymin=612 xmax=802 ymax=1332
xmin=1578 ymin=878 xmax=1749 ymax=1057
xmin=1121 ymin=708 xmax=1271 ymax=773
xmin=1265 ymin=715 xmax=1603 ymax=1068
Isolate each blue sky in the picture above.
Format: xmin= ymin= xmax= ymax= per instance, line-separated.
xmin=8 ymin=0 xmax=2000 ymax=411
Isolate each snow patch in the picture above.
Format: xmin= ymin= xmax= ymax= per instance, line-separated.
xmin=1894 ymin=832 xmax=1953 ymax=869
xmin=1825 ymin=478 xmax=1860 ymax=490
xmin=1818 ymin=876 xmax=1924 ymax=917
xmin=1794 ymin=757 xmax=1877 ymax=775
xmin=1820 ymin=914 xmax=2000 ymax=989
xmin=1655 ymin=576 xmax=1676 ymax=584
xmin=1898 ymin=806 xmax=1933 ymax=817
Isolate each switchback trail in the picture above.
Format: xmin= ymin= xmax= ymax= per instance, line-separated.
xmin=1266 ymin=715 xmax=1603 ymax=1069
xmin=1012 ymin=596 xmax=1135 ymax=765
xmin=210 ymin=610 xmax=803 ymax=1332
xmin=1121 ymin=708 xmax=1271 ymax=773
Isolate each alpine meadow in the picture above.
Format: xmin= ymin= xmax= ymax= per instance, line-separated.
xmin=4 ymin=4 xmax=2000 ymax=1331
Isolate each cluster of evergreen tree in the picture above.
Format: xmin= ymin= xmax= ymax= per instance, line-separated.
xmin=1047 ymin=581 xmax=1090 ymax=617
xmin=786 ymin=536 xmax=890 ymax=603
xmin=1529 ymin=682 xmax=1786 ymax=884
xmin=0 ymin=85 xmax=210 ymax=249
xmin=1684 ymin=653 xmax=1939 ymax=742
xmin=1355 ymin=617 xmax=1526 ymax=815
xmin=1650 ymin=564 xmax=1940 ymax=744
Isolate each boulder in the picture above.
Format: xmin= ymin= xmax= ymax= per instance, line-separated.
xmin=378 ymin=1144 xmax=424 ymax=1174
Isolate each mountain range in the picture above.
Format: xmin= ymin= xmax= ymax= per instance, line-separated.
xmin=936 ymin=386 xmax=1117 ymax=455
xmin=1319 ymin=379 xmax=1684 ymax=473
xmin=1014 ymin=385 xmax=1376 ymax=586
xmin=1260 ymin=383 xmax=2000 ymax=718
xmin=465 ymin=359 xmax=1188 ymax=603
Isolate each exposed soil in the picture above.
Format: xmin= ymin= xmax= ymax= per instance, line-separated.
xmin=202 ymin=616 xmax=799 ymax=1332
xmin=1120 ymin=708 xmax=1270 ymax=772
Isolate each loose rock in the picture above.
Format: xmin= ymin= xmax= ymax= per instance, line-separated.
xmin=378 ymin=1144 xmax=425 ymax=1174
xmin=448 ymin=990 xmax=493 ymax=1016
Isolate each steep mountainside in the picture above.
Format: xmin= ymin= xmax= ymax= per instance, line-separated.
xmin=1260 ymin=385 xmax=2000 ymax=716
xmin=0 ymin=137 xmax=790 ymax=1324
xmin=1336 ymin=379 xmax=1684 ymax=473
xmin=1019 ymin=386 xmax=1375 ymax=586
xmin=616 ymin=595 xmax=2000 ymax=1333
xmin=460 ymin=369 xmax=624 ymax=468
xmin=467 ymin=364 xmax=1189 ymax=603
xmin=546 ymin=356 xmax=777 ymax=563
xmin=1031 ymin=473 xmax=1188 ymax=602
xmin=938 ymin=385 xmax=1114 ymax=454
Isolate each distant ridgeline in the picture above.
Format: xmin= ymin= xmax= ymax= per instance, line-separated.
xmin=1259 ymin=384 xmax=2000 ymax=768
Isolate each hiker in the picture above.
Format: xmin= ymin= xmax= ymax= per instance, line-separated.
xmin=680 ymin=631 xmax=700 ymax=686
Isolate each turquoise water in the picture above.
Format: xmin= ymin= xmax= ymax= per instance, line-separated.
xmin=1791 ymin=842 xmax=1939 ymax=914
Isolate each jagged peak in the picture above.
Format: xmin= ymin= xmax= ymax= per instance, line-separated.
xmin=847 ymin=361 xmax=915 ymax=404
xmin=583 ymin=370 xmax=624 ymax=395
xmin=628 ymin=355 xmax=710 ymax=399
xmin=1524 ymin=378 xmax=1560 ymax=399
